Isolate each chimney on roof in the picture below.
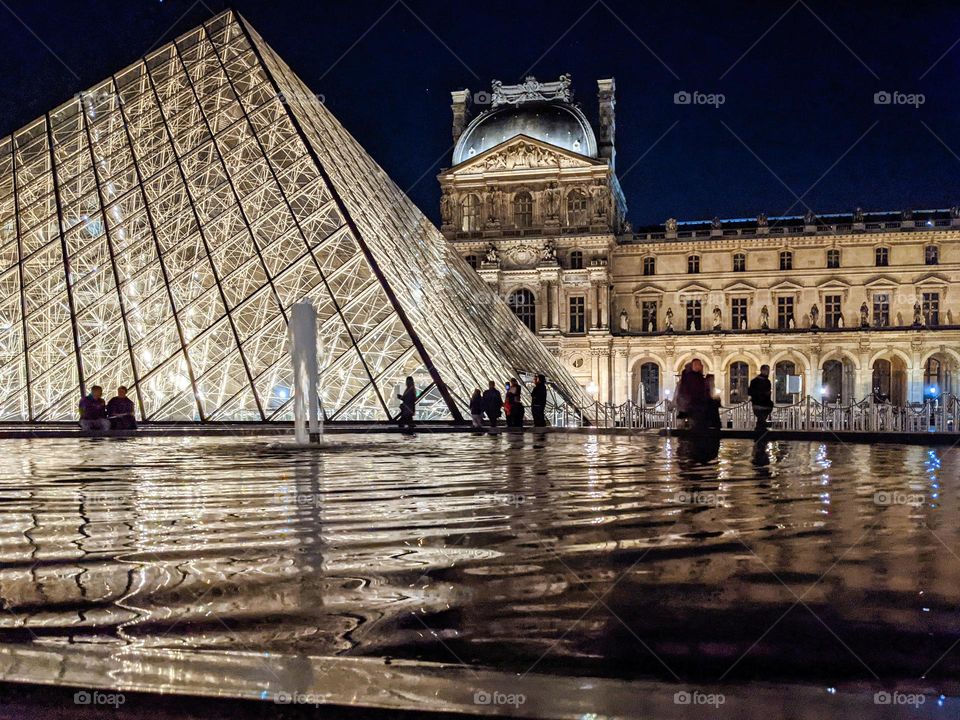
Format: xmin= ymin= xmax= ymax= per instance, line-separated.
xmin=450 ymin=89 xmax=472 ymax=146
xmin=597 ymin=78 xmax=616 ymax=169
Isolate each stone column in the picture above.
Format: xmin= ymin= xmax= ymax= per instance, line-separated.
xmin=551 ymin=282 xmax=561 ymax=330
xmin=539 ymin=281 xmax=551 ymax=331
xmin=600 ymin=283 xmax=610 ymax=329
xmin=597 ymin=347 xmax=611 ymax=403
xmin=614 ymin=348 xmax=629 ymax=404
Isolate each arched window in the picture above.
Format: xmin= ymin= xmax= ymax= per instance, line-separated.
xmin=513 ymin=191 xmax=533 ymax=228
xmin=925 ymin=356 xmax=944 ymax=394
xmin=567 ymin=190 xmax=588 ymax=226
xmin=569 ymin=250 xmax=584 ymax=269
xmin=460 ymin=194 xmax=480 ymax=232
xmin=779 ymin=251 xmax=793 ymax=270
xmin=687 ymin=255 xmax=700 ymax=274
xmin=826 ymin=248 xmax=840 ymax=268
xmin=640 ymin=362 xmax=660 ymax=404
xmin=508 ymin=288 xmax=536 ymax=331
xmin=775 ymin=360 xmax=799 ymax=404
xmin=464 ymin=254 xmax=479 ymax=269
xmin=925 ymin=244 xmax=939 ymax=265
xmin=643 ymin=256 xmax=656 ymax=276
xmin=875 ymin=246 xmax=889 ymax=267
xmin=733 ymin=253 xmax=746 ymax=272
xmin=822 ymin=359 xmax=843 ymax=402
xmin=729 ymin=361 xmax=749 ymax=403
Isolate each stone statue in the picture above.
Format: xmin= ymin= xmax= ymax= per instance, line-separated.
xmin=540 ymin=240 xmax=557 ymax=262
xmin=902 ymin=208 xmax=913 ymax=220
xmin=712 ymin=305 xmax=722 ymax=330
xmin=665 ymin=307 xmax=674 ymax=332
xmin=619 ymin=309 xmax=629 ymax=332
xmin=488 ymin=187 xmax=502 ymax=222
xmin=485 ymin=244 xmax=500 ymax=264
xmin=544 ymin=182 xmax=560 ymax=218
xmin=665 ymin=217 xmax=678 ymax=233
xmin=859 ymin=302 xmax=869 ymax=327
xmin=591 ymin=181 xmax=609 ymax=218
xmin=760 ymin=304 xmax=769 ymax=329
xmin=788 ymin=316 xmax=795 ymax=329
xmin=440 ymin=191 xmax=453 ymax=224
xmin=837 ymin=315 xmax=844 ymax=328
xmin=913 ymin=300 xmax=923 ymax=326
xmin=757 ymin=212 xmax=768 ymax=227
xmin=810 ymin=303 xmax=819 ymax=328
xmin=804 ymin=209 xmax=816 ymax=225
xmin=712 ymin=216 xmax=722 ymax=230
xmin=853 ymin=206 xmax=865 ymax=222
xmin=952 ymin=206 xmax=960 ymax=219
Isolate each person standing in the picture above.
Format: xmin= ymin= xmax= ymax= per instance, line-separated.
xmin=748 ymin=364 xmax=774 ymax=433
xmin=469 ymin=388 xmax=484 ymax=429
xmin=675 ymin=359 xmax=709 ymax=431
xmin=531 ymin=374 xmax=547 ymax=427
xmin=79 ymin=386 xmax=110 ymax=433
xmin=507 ymin=378 xmax=525 ymax=427
xmin=106 ymin=386 xmax=137 ymax=430
xmin=482 ymin=380 xmax=503 ymax=427
xmin=397 ymin=376 xmax=416 ymax=429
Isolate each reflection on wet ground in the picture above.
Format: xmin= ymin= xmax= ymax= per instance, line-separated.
xmin=0 ymin=432 xmax=958 ymax=700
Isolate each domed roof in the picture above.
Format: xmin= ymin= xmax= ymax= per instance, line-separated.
xmin=452 ymin=101 xmax=598 ymax=166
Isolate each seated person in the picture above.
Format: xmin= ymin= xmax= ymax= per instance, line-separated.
xmin=79 ymin=386 xmax=110 ymax=432
xmin=107 ymin=386 xmax=137 ymax=430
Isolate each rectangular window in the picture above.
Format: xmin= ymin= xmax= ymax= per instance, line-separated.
xmin=777 ymin=296 xmax=794 ymax=329
xmin=731 ymin=297 xmax=748 ymax=330
xmin=923 ymin=292 xmax=940 ymax=326
xmin=568 ymin=296 xmax=585 ymax=334
xmin=875 ymin=247 xmax=889 ymax=267
xmin=826 ymin=249 xmax=840 ymax=269
xmin=686 ymin=300 xmax=702 ymax=331
xmin=873 ymin=293 xmax=890 ymax=327
xmin=687 ymin=255 xmax=700 ymax=274
xmin=641 ymin=301 xmax=658 ymax=332
xmin=824 ymin=294 xmax=843 ymax=328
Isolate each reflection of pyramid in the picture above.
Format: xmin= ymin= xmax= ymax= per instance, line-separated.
xmin=0 ymin=10 xmax=589 ymax=422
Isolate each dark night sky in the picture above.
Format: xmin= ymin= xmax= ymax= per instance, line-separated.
xmin=2 ymin=0 xmax=960 ymax=227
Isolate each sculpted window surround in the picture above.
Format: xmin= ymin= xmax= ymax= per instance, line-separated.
xmin=460 ymin=193 xmax=480 ymax=232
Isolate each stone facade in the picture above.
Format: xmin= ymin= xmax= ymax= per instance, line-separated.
xmin=442 ymin=76 xmax=960 ymax=407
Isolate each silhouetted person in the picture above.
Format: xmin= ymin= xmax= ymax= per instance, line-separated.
xmin=107 ymin=386 xmax=137 ymax=430
xmin=469 ymin=388 xmax=484 ymax=429
xmin=397 ymin=376 xmax=416 ymax=429
xmin=748 ymin=364 xmax=773 ymax=433
xmin=531 ymin=374 xmax=547 ymax=427
xmin=704 ymin=373 xmax=722 ymax=433
xmin=675 ymin=359 xmax=709 ymax=431
xmin=482 ymin=381 xmax=503 ymax=427
xmin=79 ymin=385 xmax=110 ymax=433
xmin=507 ymin=378 xmax=525 ymax=427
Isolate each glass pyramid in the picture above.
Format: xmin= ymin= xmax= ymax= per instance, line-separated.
xmin=0 ymin=10 xmax=590 ymax=422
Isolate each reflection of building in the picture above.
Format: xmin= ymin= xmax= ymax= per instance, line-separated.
xmin=0 ymin=11 xmax=588 ymax=422
xmin=442 ymin=75 xmax=960 ymax=406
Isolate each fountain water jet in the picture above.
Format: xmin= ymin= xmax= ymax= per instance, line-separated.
xmin=289 ymin=301 xmax=322 ymax=444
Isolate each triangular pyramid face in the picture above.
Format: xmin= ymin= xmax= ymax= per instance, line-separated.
xmin=0 ymin=10 xmax=590 ymax=422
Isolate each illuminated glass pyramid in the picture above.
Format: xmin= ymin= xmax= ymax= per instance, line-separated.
xmin=0 ymin=10 xmax=589 ymax=422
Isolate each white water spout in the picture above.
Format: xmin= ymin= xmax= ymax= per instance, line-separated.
xmin=289 ymin=301 xmax=321 ymax=444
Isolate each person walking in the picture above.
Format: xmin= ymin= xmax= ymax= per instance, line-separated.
xmin=531 ymin=374 xmax=547 ymax=427
xmin=481 ymin=380 xmax=503 ymax=427
xmin=106 ymin=386 xmax=137 ymax=430
xmin=469 ymin=388 xmax=485 ymax=429
xmin=397 ymin=376 xmax=416 ymax=429
xmin=748 ymin=364 xmax=774 ymax=434
xmin=79 ymin=386 xmax=110 ymax=433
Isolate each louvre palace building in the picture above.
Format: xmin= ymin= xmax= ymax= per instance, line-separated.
xmin=441 ymin=75 xmax=960 ymax=408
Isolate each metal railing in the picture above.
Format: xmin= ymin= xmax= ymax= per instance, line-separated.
xmin=545 ymin=394 xmax=960 ymax=433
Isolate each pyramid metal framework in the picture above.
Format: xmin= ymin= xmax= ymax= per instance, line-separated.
xmin=0 ymin=10 xmax=590 ymax=422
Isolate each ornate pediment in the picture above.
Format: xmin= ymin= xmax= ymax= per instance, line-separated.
xmin=450 ymin=135 xmax=602 ymax=174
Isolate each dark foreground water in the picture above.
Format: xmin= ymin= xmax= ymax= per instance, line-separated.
xmin=0 ymin=432 xmax=957 ymax=712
